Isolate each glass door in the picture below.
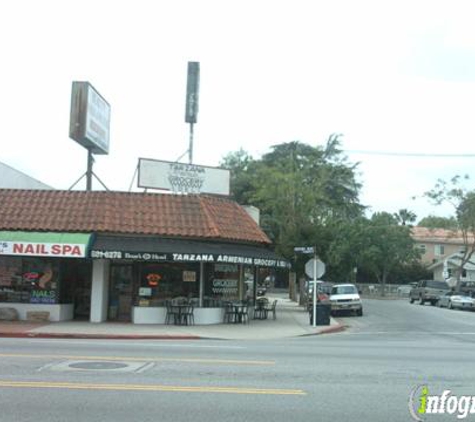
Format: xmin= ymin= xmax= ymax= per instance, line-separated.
xmin=109 ymin=264 xmax=134 ymax=321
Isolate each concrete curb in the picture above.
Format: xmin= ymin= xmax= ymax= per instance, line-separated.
xmin=0 ymin=332 xmax=202 ymax=340
xmin=316 ymin=324 xmax=347 ymax=335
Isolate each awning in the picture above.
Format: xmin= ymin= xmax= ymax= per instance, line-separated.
xmin=91 ymin=235 xmax=290 ymax=268
xmin=0 ymin=231 xmax=93 ymax=258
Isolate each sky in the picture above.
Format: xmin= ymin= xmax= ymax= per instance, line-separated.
xmin=2 ymin=0 xmax=475 ymax=221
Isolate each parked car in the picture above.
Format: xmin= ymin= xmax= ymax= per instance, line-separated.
xmin=329 ymin=283 xmax=363 ymax=316
xmin=437 ymin=292 xmax=475 ymax=310
xmin=305 ymin=280 xmax=333 ymax=310
xmin=459 ymin=281 xmax=475 ymax=298
xmin=409 ymin=280 xmax=450 ymax=305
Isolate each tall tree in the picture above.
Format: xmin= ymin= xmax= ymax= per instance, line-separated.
xmin=417 ymin=215 xmax=458 ymax=230
xmin=394 ymin=208 xmax=417 ymax=226
xmin=220 ymin=135 xmax=364 ymax=259
xmin=328 ymin=212 xmax=420 ymax=295
xmin=425 ymin=175 xmax=475 ymax=284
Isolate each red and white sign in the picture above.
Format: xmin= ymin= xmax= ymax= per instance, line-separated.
xmin=0 ymin=242 xmax=86 ymax=258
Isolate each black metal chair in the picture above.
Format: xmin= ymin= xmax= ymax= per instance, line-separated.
xmin=265 ymin=300 xmax=278 ymax=320
xmin=223 ymin=301 xmax=235 ymax=323
xmin=237 ymin=303 xmax=249 ymax=324
xmin=254 ymin=298 xmax=269 ymax=319
xmin=182 ymin=304 xmax=195 ymax=325
xmin=165 ymin=300 xmax=177 ymax=325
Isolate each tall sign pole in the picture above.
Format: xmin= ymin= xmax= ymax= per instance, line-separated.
xmin=313 ymin=248 xmax=317 ymax=327
xmin=86 ymin=149 xmax=93 ymax=191
xmin=185 ymin=62 xmax=200 ymax=164
xmin=301 ymin=247 xmax=326 ymax=328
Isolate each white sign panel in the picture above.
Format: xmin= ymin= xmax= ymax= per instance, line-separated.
xmin=138 ymin=158 xmax=230 ymax=195
xmin=69 ymin=81 xmax=111 ymax=155
xmin=84 ymin=84 xmax=111 ymax=154
xmin=0 ymin=241 xmax=87 ymax=258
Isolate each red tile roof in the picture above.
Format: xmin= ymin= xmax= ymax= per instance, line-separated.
xmin=0 ymin=189 xmax=271 ymax=244
xmin=411 ymin=226 xmax=467 ymax=243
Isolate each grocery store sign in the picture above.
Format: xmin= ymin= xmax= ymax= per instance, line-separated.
xmin=90 ymin=249 xmax=289 ymax=268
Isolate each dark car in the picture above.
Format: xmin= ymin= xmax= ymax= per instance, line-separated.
xmin=409 ymin=280 xmax=450 ymax=305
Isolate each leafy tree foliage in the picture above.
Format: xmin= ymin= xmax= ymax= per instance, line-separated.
xmin=394 ymin=208 xmax=417 ymax=226
xmin=327 ymin=212 xmax=421 ymax=294
xmin=222 ymin=136 xmax=420 ymax=288
xmin=221 ymin=135 xmax=364 ymax=260
xmin=417 ymin=215 xmax=458 ymax=230
xmin=425 ymin=175 xmax=475 ymax=283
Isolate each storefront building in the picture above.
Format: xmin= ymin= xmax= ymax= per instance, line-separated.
xmin=0 ymin=189 xmax=288 ymax=324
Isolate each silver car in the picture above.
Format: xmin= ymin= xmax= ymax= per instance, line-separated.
xmin=329 ymin=284 xmax=363 ymax=316
xmin=437 ymin=292 xmax=475 ymax=310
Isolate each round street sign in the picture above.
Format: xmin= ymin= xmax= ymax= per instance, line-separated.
xmin=305 ymin=258 xmax=326 ymax=279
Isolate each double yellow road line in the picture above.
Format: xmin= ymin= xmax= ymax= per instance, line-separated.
xmin=0 ymin=380 xmax=306 ymax=395
xmin=0 ymin=353 xmax=306 ymax=396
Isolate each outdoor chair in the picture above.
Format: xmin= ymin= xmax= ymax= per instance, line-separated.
xmin=253 ymin=298 xmax=269 ymax=320
xmin=165 ymin=300 xmax=178 ymax=325
xmin=265 ymin=299 xmax=277 ymax=320
xmin=236 ymin=303 xmax=249 ymax=324
xmin=182 ymin=304 xmax=195 ymax=325
xmin=223 ymin=302 xmax=235 ymax=323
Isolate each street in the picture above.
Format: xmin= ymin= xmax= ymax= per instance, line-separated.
xmin=0 ymin=299 xmax=474 ymax=422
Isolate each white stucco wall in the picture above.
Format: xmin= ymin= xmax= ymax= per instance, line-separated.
xmin=90 ymin=260 xmax=110 ymax=322
xmin=0 ymin=161 xmax=53 ymax=190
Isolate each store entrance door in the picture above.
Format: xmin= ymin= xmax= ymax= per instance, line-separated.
xmin=109 ymin=264 xmax=134 ymax=321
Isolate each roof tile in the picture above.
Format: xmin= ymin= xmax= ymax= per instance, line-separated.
xmin=0 ymin=189 xmax=270 ymax=244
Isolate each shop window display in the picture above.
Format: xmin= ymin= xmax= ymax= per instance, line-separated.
xmin=206 ymin=263 xmax=240 ymax=304
xmin=0 ymin=256 xmax=59 ymax=304
xmin=137 ymin=262 xmax=199 ymax=306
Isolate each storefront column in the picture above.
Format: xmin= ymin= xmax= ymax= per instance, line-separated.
xmin=90 ymin=259 xmax=110 ymax=323
xmin=199 ymin=262 xmax=204 ymax=308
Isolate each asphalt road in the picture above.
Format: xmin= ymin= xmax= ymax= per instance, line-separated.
xmin=0 ymin=299 xmax=474 ymax=422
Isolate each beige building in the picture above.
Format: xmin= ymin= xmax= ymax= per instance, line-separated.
xmin=411 ymin=226 xmax=468 ymax=265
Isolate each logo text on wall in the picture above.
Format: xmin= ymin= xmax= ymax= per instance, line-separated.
xmin=409 ymin=385 xmax=475 ymax=420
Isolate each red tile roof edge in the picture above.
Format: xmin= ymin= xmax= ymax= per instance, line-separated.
xmin=0 ymin=189 xmax=271 ymax=245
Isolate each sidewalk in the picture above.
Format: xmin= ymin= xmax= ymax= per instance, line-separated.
xmin=0 ymin=297 xmax=345 ymax=341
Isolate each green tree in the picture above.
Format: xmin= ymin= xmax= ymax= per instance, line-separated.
xmin=222 ymin=136 xmax=364 ymax=259
xmin=220 ymin=148 xmax=256 ymax=205
xmin=425 ymin=175 xmax=475 ymax=284
xmin=327 ymin=213 xmax=421 ymax=292
xmin=417 ymin=215 xmax=458 ymax=230
xmin=394 ymin=208 xmax=417 ymax=226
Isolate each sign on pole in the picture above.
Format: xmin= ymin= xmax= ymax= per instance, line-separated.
xmin=305 ymin=258 xmax=325 ymax=279
xmin=69 ymin=81 xmax=111 ymax=155
xmin=138 ymin=158 xmax=230 ymax=195
xmin=294 ymin=246 xmax=315 ymax=254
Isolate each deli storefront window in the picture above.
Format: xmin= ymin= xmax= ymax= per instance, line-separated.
xmin=0 ymin=256 xmax=60 ymax=304
xmin=206 ymin=264 xmax=240 ymax=303
xmin=137 ymin=262 xmax=199 ymax=306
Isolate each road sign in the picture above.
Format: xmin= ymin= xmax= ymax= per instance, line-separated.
xmin=305 ymin=258 xmax=326 ymax=279
xmin=294 ymin=246 xmax=315 ymax=254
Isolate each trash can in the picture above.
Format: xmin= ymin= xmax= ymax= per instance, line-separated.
xmin=309 ymin=303 xmax=331 ymax=326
